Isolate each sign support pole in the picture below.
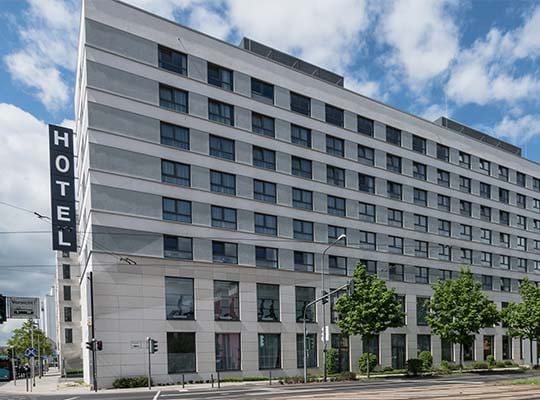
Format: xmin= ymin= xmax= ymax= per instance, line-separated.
xmin=147 ymin=337 xmax=152 ymax=390
xmin=31 ymin=324 xmax=35 ymax=387
xmin=88 ymin=272 xmax=97 ymax=392
xmin=11 ymin=347 xmax=16 ymax=386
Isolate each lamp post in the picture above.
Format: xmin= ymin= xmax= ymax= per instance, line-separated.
xmin=321 ymin=234 xmax=346 ymax=382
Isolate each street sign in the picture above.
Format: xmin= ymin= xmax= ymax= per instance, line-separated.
xmin=320 ymin=326 xmax=330 ymax=342
xmin=25 ymin=347 xmax=37 ymax=358
xmin=8 ymin=297 xmax=40 ymax=319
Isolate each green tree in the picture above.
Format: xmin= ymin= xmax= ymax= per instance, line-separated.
xmin=501 ymin=277 xmax=540 ymax=367
xmin=426 ymin=268 xmax=499 ymax=371
xmin=6 ymin=319 xmax=53 ymax=358
xmin=335 ymin=264 xmax=405 ymax=377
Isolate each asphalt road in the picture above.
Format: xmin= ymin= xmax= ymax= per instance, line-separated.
xmin=0 ymin=372 xmax=538 ymax=400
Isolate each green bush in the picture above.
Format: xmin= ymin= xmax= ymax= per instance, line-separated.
xmin=495 ymin=361 xmax=506 ymax=368
xmin=219 ymin=376 xmax=267 ymax=382
xmin=407 ymin=359 xmax=423 ymax=376
xmin=358 ymin=352 xmax=377 ymax=373
xmin=382 ymin=366 xmax=394 ymax=372
xmin=472 ymin=362 xmax=489 ymax=370
xmin=419 ymin=351 xmax=433 ymax=371
xmin=486 ymin=355 xmax=495 ymax=367
xmin=65 ymin=368 xmax=83 ymax=375
xmin=440 ymin=360 xmax=459 ymax=371
xmin=325 ymin=348 xmax=339 ymax=374
xmin=335 ymin=372 xmax=356 ymax=381
xmin=280 ymin=375 xmax=304 ymax=384
xmin=112 ymin=376 xmax=150 ymax=388
xmin=504 ymin=360 xmax=514 ymax=366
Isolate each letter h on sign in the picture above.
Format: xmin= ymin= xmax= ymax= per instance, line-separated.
xmin=49 ymin=124 xmax=77 ymax=252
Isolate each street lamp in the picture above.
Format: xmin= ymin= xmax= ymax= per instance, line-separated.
xmin=321 ymin=233 xmax=346 ymax=382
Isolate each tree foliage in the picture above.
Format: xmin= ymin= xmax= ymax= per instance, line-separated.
xmin=426 ymin=267 xmax=499 ymax=368
xmin=6 ymin=319 xmax=53 ymax=357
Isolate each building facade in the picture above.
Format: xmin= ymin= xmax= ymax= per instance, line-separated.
xmin=40 ymin=287 xmax=57 ymax=346
xmin=68 ymin=0 xmax=540 ymax=387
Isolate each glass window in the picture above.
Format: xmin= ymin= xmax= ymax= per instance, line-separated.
xmin=534 ymin=178 xmax=540 ymax=192
xmin=163 ymin=197 xmax=191 ymax=223
xmin=64 ymin=307 xmax=72 ymax=322
xmin=210 ymin=171 xmax=236 ymax=195
xmin=517 ymin=215 xmax=526 ymax=229
xmin=387 ymin=154 xmax=402 ymax=173
xmin=388 ymin=209 xmax=402 ymax=227
xmin=418 ymin=335 xmax=431 ymax=356
xmin=258 ymin=334 xmax=281 ymax=369
xmin=159 ymin=84 xmax=188 ymax=113
xmin=500 ymin=233 xmax=510 ymax=247
xmin=417 ymin=297 xmax=429 ymax=325
xmin=482 ymin=275 xmax=492 ymax=291
xmin=479 ymin=158 xmax=490 ymax=173
xmin=65 ymin=328 xmax=72 ymax=344
xmin=359 ymin=231 xmax=376 ymax=250
xmin=480 ymin=228 xmax=492 ymax=244
xmin=517 ymin=236 xmax=527 ymax=250
xmin=460 ymin=176 xmax=471 ymax=193
xmin=358 ymin=116 xmax=374 ymax=136
xmin=461 ymin=224 xmax=472 ymax=240
xmin=389 ymin=264 xmax=404 ymax=281
xmin=257 ymin=283 xmax=280 ymax=321
xmin=361 ymin=260 xmax=378 ymax=275
xmin=296 ymin=287 xmax=316 ymax=322
xmin=161 ymin=122 xmax=189 ymax=150
xmin=502 ymin=335 xmax=512 ymax=360
xmin=162 ymin=160 xmax=190 ymax=186
xmin=297 ymin=333 xmax=317 ymax=368
xmin=252 ymin=113 xmax=275 ymax=137
xmin=438 ymin=169 xmax=450 ymax=187
xmin=517 ymin=193 xmax=526 ymax=209
xmin=211 ymin=206 xmax=236 ymax=230
xmin=207 ymin=63 xmax=233 ymax=90
xmin=396 ymin=294 xmax=406 ymax=325
xmin=209 ymin=99 xmax=234 ymax=126
xmin=500 ymin=210 xmax=510 ymax=225
xmin=439 ymin=219 xmax=451 ymax=236
xmin=480 ymin=206 xmax=491 ymax=222
xmin=327 ymin=165 xmax=345 ymax=187
xmin=440 ymin=269 xmax=454 ymax=281
xmin=290 ymin=92 xmax=310 ymax=115
xmin=209 ymin=135 xmax=235 ymax=160
xmin=363 ymin=335 xmax=380 ymax=363
xmin=517 ymin=172 xmax=526 ymax=187
xmin=293 ymin=219 xmax=313 ymax=241
xmin=62 ymin=264 xmax=70 ymax=280
xmin=214 ymin=280 xmax=239 ymax=320
xmin=291 ymin=125 xmax=312 ymax=147
xmin=251 ymin=78 xmax=274 ymax=104
xmin=499 ymin=165 xmax=509 ymax=181
xmin=326 ymin=135 xmax=344 ymax=157
xmin=386 ymin=126 xmax=401 ymax=145
xmin=294 ymin=251 xmax=314 ymax=272
xmin=437 ymin=144 xmax=449 ymax=162
xmin=328 ymin=195 xmax=346 ymax=216
xmin=328 ymin=225 xmax=347 ymax=246
xmin=255 ymin=247 xmax=278 ymax=269
xmin=167 ymin=332 xmax=196 ymax=373
xmin=464 ymin=338 xmax=475 ymax=361
xmin=165 ymin=277 xmax=194 ymax=320
xmin=216 ymin=333 xmax=240 ymax=371
xmin=254 ymin=180 xmax=276 ymax=203
xmin=254 ymin=213 xmax=277 ymax=236
xmin=501 ymin=277 xmax=511 ymax=292
xmin=212 ymin=241 xmax=238 ymax=264
xmin=325 ymin=104 xmax=344 ymax=127
xmin=358 ymin=144 xmax=374 ymax=165
xmin=415 ymin=241 xmax=428 ymax=258
xmin=412 ymin=135 xmax=426 ymax=154
xmin=158 ymin=45 xmax=187 ymax=75
xmin=413 ymin=162 xmax=426 ymax=180
xmin=459 ymin=151 xmax=470 ymax=168
xmin=414 ymin=188 xmax=427 ymax=206
xmin=438 ymin=194 xmax=450 ymax=211
xmin=461 ymin=248 xmax=472 ymax=263
xmin=329 ymin=255 xmax=347 ymax=276
xmin=481 ymin=252 xmax=492 ymax=267
xmin=387 ymin=181 xmax=402 ymax=200
xmin=291 ymin=156 xmax=312 ymax=179
xmin=292 ymin=188 xmax=313 ymax=210
xmin=414 ymin=214 xmax=428 ymax=232
xmin=438 ymin=244 xmax=451 ymax=261
xmin=164 ymin=235 xmax=192 ymax=259
xmin=358 ymin=202 xmax=376 ymax=222
xmin=441 ymin=339 xmax=454 ymax=362
xmin=460 ymin=200 xmax=471 ymax=217
xmin=389 ymin=236 xmax=403 ymax=254
xmin=359 ymin=173 xmax=375 ymax=193
xmin=253 ymin=146 xmax=276 ymax=170
xmin=480 ymin=183 xmax=491 ymax=199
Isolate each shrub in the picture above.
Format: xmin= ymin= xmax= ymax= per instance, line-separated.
xmin=504 ymin=360 xmax=514 ymax=366
xmin=486 ymin=355 xmax=495 ymax=367
xmin=472 ymin=362 xmax=489 ymax=370
xmin=418 ymin=351 xmax=433 ymax=371
xmin=495 ymin=361 xmax=506 ymax=368
xmin=440 ymin=360 xmax=459 ymax=371
xmin=407 ymin=359 xmax=423 ymax=376
xmin=325 ymin=348 xmax=339 ymax=374
xmin=280 ymin=375 xmax=304 ymax=384
xmin=382 ymin=366 xmax=394 ymax=372
xmin=358 ymin=352 xmax=377 ymax=373
xmin=112 ymin=376 xmax=150 ymax=388
xmin=336 ymin=372 xmax=356 ymax=381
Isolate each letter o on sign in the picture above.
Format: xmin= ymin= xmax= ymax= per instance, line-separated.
xmin=55 ymin=155 xmax=70 ymax=173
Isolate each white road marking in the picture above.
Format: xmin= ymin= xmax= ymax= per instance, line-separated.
xmin=152 ymin=390 xmax=161 ymax=400
xmin=65 ymin=397 xmax=80 ymax=400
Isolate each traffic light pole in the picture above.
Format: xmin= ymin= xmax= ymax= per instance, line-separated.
xmin=147 ymin=337 xmax=151 ymax=390
xmin=88 ymin=272 xmax=97 ymax=392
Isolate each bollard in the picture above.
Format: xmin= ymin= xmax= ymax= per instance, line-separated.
xmin=25 ymin=372 xmax=29 ymax=392
xmin=182 ymin=374 xmax=185 ymax=389
xmin=211 ymin=373 xmax=214 ymax=388
xmin=217 ymin=371 xmax=220 ymax=388
xmin=269 ymin=370 xmax=272 ymax=386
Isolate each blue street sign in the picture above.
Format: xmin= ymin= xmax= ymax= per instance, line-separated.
xmin=25 ymin=347 xmax=37 ymax=358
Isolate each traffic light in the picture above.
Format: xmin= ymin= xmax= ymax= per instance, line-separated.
xmin=150 ymin=339 xmax=158 ymax=354
xmin=85 ymin=340 xmax=95 ymax=351
xmin=321 ymin=290 xmax=329 ymax=304
xmin=0 ymin=295 xmax=6 ymax=324
xmin=96 ymin=340 xmax=103 ymax=351
xmin=348 ymin=279 xmax=355 ymax=295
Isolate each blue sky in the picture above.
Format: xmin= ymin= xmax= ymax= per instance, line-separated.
xmin=0 ymin=0 xmax=539 ymax=341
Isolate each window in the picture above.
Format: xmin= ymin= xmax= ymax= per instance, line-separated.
xmin=414 ymin=188 xmax=427 ymax=206
xmin=461 ymin=224 xmax=472 ymax=240
xmin=388 ymin=236 xmax=403 ymax=254
xmin=415 ymin=241 xmax=428 ymax=258
xmin=361 ymin=260 xmax=378 ymax=275
xmin=503 ymin=335 xmax=512 ymax=360
xmin=159 ymin=84 xmax=188 ymax=113
xmin=216 ymin=333 xmax=241 ymax=371
xmin=359 ymin=173 xmax=375 ymax=193
xmin=165 ymin=277 xmax=194 ymax=320
xmin=253 ymin=146 xmax=276 ymax=170
xmin=296 ymin=287 xmax=316 ymax=322
xmin=461 ymin=248 xmax=472 ymax=263
xmin=328 ymin=195 xmax=346 ymax=216
xmin=161 ymin=122 xmax=189 ymax=150
xmin=258 ymin=334 xmax=281 ymax=369
xmin=387 ymin=181 xmax=402 ymax=200
xmin=418 ymin=335 xmax=431 ymax=356
xmin=329 ymin=256 xmax=347 ymax=276
xmin=331 ymin=334 xmax=350 ymax=372
xmin=517 ymin=215 xmax=526 ymax=229
xmin=437 ymin=169 xmax=450 ymax=187
xmin=501 ymin=277 xmax=511 ymax=292
xmin=359 ymin=231 xmax=376 ymax=250
xmin=325 ymin=104 xmax=344 ymax=127
xmin=297 ymin=334 xmax=317 ymax=368
xmin=518 ymin=258 xmax=527 ymax=270
xmin=65 ymin=328 xmax=73 ymax=344
xmin=460 ymin=176 xmax=471 ymax=193
xmin=326 ymin=135 xmax=344 ymax=157
xmin=438 ymin=244 xmax=451 ymax=261
xmin=255 ymin=247 xmax=278 ymax=269
xmin=437 ymin=144 xmax=449 ymax=162
xmin=358 ymin=144 xmax=374 ymax=165
xmin=251 ymin=77 xmax=274 ymax=103
xmin=396 ymin=295 xmax=406 ymax=325
xmin=412 ymin=135 xmax=426 ymax=154
xmin=439 ymin=219 xmax=451 ymax=236
xmin=164 ymin=235 xmax=192 ymax=259
xmin=413 ymin=162 xmax=426 ymax=180
xmin=254 ymin=180 xmax=276 ymax=203
xmin=499 ymin=166 xmax=509 ymax=181
xmin=359 ymin=202 xmax=376 ymax=222
xmin=358 ymin=116 xmax=374 ymax=136
xmin=291 ymin=125 xmax=311 ymax=147
xmin=257 ymin=283 xmax=279 ymax=321
xmin=254 ymin=213 xmax=277 ymax=236
xmin=208 ymin=63 xmax=233 ymax=90
xmin=480 ymin=206 xmax=491 ymax=222
xmin=460 ymin=200 xmax=472 ymax=217
xmin=290 ymin=92 xmax=310 ymax=115
xmin=252 ymin=113 xmax=275 ymax=137
xmin=534 ymin=177 xmax=540 ymax=192
xmin=158 ymin=45 xmax=187 ymax=75
xmin=414 ymin=214 xmax=428 ymax=232
xmin=517 ymin=236 xmax=527 ymax=250
xmin=294 ymin=251 xmax=314 ymax=272
xmin=440 ymin=269 xmax=454 ymax=281
xmin=64 ymin=307 xmax=72 ymax=322
xmin=459 ymin=151 xmax=471 ymax=168
xmin=480 ymin=183 xmax=491 ymax=199
xmin=517 ymin=172 xmax=526 ymax=187
xmin=62 ymin=264 xmax=70 ymax=280
xmin=293 ymin=219 xmax=313 ymax=241
xmin=479 ymin=158 xmax=490 ymax=173
xmin=162 ymin=160 xmax=190 ymax=186
xmin=209 ymin=135 xmax=235 ymax=160
xmin=214 ymin=280 xmax=239 ymax=320
xmin=63 ymin=285 xmax=71 ymax=301
xmin=438 ymin=194 xmax=450 ymax=211
xmin=327 ymin=165 xmax=345 ymax=187
xmin=328 ymin=226 xmax=347 ymax=246
xmin=211 ymin=206 xmax=236 ymax=230
xmin=292 ymin=188 xmax=313 ymax=210
xmin=363 ymin=335 xmax=380 ymax=363
xmin=386 ymin=126 xmax=401 ymax=145
xmin=535 ymin=219 xmax=540 ymax=230
xmin=481 ymin=252 xmax=492 ymax=267
xmin=417 ymin=297 xmax=429 ymax=325
xmin=389 ymin=264 xmax=404 ymax=281
xmin=387 ymin=154 xmax=402 ymax=173
xmin=210 ymin=171 xmax=236 ymax=195
xmin=388 ymin=209 xmax=402 ymax=227
xmin=480 ymin=228 xmax=492 ymax=244
xmin=500 ymin=233 xmax=510 ymax=248
xmin=209 ymin=99 xmax=234 ymax=126
xmin=517 ymin=193 xmax=526 ymax=209
xmin=481 ymin=275 xmax=492 ymax=291
xmin=163 ymin=198 xmax=191 ymax=223
xmin=500 ymin=210 xmax=510 ymax=225
xmin=212 ymin=241 xmax=238 ymax=264
xmin=167 ymin=332 xmax=196 ymax=373
xmin=534 ymin=200 xmax=540 ymax=212
xmin=291 ymin=156 xmax=312 ymax=179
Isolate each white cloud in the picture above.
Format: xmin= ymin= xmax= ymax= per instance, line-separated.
xmin=491 ymin=114 xmax=540 ymax=145
xmin=345 ymin=78 xmax=385 ymax=101
xmin=420 ymin=103 xmax=450 ymax=122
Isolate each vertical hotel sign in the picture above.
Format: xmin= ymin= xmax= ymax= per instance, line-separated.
xmin=49 ymin=124 xmax=77 ymax=252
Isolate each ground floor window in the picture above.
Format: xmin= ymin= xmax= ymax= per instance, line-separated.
xmin=167 ymin=332 xmax=196 ymax=373
xmin=391 ymin=334 xmax=406 ymax=369
xmin=441 ymin=339 xmax=454 ymax=362
xmin=296 ymin=333 xmax=317 ymax=368
xmin=362 ymin=335 xmax=379 ymax=364
xmin=215 ymin=333 xmax=241 ymax=371
xmin=259 ymin=334 xmax=281 ymax=369
xmin=417 ymin=334 xmax=431 ymax=356
xmin=503 ymin=335 xmax=513 ymax=360
xmin=463 ymin=338 xmax=475 ymax=361
xmin=331 ymin=334 xmax=349 ymax=372
xmin=483 ymin=335 xmax=494 ymax=361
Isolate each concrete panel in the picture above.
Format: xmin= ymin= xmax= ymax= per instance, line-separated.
xmin=233 ymin=71 xmax=250 ymax=97
xmin=92 ymin=225 xmax=162 ymax=257
xmin=344 ymin=140 xmax=356 ymax=160
xmin=238 ymin=244 xmax=255 ymax=266
xmin=237 ymin=175 xmax=253 ymax=199
xmin=401 ymin=131 xmax=412 ymax=150
xmin=374 ymin=121 xmax=385 ymax=141
xmin=275 ymin=119 xmax=291 ymax=142
xmin=345 ymin=170 xmax=358 ymax=190
xmin=277 ymin=184 xmax=292 ymax=206
xmin=344 ymin=110 xmax=357 ymax=131
xmin=278 ymin=216 xmax=293 ymax=238
xmin=235 ymin=107 xmax=251 ymax=131
xmin=191 ymin=165 xmax=210 ymax=191
xmin=192 ymin=202 xmax=211 ymax=226
xmin=314 ymin=223 xmax=327 ymax=243
xmin=402 ymin=158 xmax=413 ymax=177
xmin=190 ymin=129 xmax=209 ymax=155
xmin=279 ymin=249 xmax=294 ymax=271
xmin=189 ymin=92 xmax=208 ymax=119
xmin=375 ymin=178 xmax=386 ymax=197
xmin=193 ymin=238 xmax=212 ymax=263
xmin=313 ymin=161 xmax=326 ymax=183
xmin=276 ymin=152 xmax=291 ymax=174
xmin=187 ymin=55 xmax=207 ymax=82
xmin=237 ymin=209 xmax=253 ymax=233
xmin=311 ymin=99 xmax=325 ymax=121
xmin=275 ymin=86 xmax=289 ymax=109
xmin=312 ymin=130 xmax=326 ymax=152
xmin=403 ymin=186 xmax=414 ymax=204
xmin=236 ymin=141 xmax=251 ymax=165
xmin=374 ymin=149 xmax=386 ymax=169
xmin=313 ymin=192 xmax=327 ymax=213
xmin=376 ymin=206 xmax=388 ymax=224
xmin=426 ymin=140 xmax=437 ymax=158
xmin=91 ymin=184 xmax=161 ymax=218
xmin=346 ymin=199 xmax=358 ymax=219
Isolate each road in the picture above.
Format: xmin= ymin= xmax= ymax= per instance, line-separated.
xmin=1 ymin=373 xmax=540 ymax=400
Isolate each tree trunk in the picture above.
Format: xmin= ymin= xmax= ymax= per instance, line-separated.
xmin=459 ymin=343 xmax=463 ymax=373
xmin=530 ymin=338 xmax=534 ymax=368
